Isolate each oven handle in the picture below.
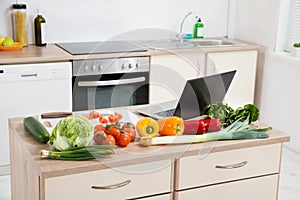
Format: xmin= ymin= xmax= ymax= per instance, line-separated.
xmin=78 ymin=77 xmax=146 ymax=87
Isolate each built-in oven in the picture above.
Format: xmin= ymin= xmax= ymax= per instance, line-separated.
xmin=72 ymin=56 xmax=149 ymax=111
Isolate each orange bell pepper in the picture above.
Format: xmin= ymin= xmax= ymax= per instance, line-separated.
xmin=158 ymin=117 xmax=184 ymax=136
xmin=136 ymin=117 xmax=159 ymax=138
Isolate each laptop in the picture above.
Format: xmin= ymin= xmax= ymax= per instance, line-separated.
xmin=135 ymin=70 xmax=236 ymax=120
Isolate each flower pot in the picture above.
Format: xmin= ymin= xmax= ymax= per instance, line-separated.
xmin=291 ymin=47 xmax=300 ymax=57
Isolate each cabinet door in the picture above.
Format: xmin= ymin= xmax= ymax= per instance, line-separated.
xmin=175 ymin=174 xmax=278 ymax=200
xmin=206 ymin=50 xmax=258 ymax=108
xmin=175 ymin=143 xmax=281 ymax=190
xmin=150 ymin=51 xmax=205 ymax=104
xmin=45 ymin=160 xmax=172 ymax=200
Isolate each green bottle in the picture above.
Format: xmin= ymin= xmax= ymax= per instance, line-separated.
xmin=34 ymin=11 xmax=47 ymax=46
xmin=193 ymin=18 xmax=204 ymax=39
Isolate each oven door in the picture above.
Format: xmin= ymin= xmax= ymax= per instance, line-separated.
xmin=72 ymin=72 xmax=149 ymax=111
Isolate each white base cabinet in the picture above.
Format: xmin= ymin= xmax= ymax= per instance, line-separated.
xmin=206 ymin=50 xmax=258 ymax=108
xmin=45 ymin=160 xmax=172 ymax=200
xmin=150 ymin=50 xmax=258 ymax=108
xmin=175 ymin=174 xmax=278 ymax=200
xmin=174 ymin=144 xmax=281 ymax=200
xmin=150 ymin=51 xmax=205 ymax=104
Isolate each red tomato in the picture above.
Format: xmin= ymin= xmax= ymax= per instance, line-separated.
xmin=121 ymin=122 xmax=135 ymax=130
xmin=107 ymin=127 xmax=120 ymax=139
xmin=94 ymin=131 xmax=116 ymax=145
xmin=122 ymin=128 xmax=136 ymax=142
xmin=114 ymin=112 xmax=123 ymax=121
xmin=116 ymin=133 xmax=131 ymax=147
xmin=111 ymin=122 xmax=121 ymax=130
xmin=93 ymin=131 xmax=106 ymax=145
xmin=89 ymin=110 xmax=100 ymax=119
xmin=99 ymin=115 xmax=108 ymax=123
xmin=102 ymin=135 xmax=116 ymax=145
xmin=94 ymin=124 xmax=106 ymax=134
xmin=108 ymin=115 xmax=117 ymax=123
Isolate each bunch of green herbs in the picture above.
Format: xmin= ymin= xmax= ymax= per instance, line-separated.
xmin=204 ymin=102 xmax=259 ymax=127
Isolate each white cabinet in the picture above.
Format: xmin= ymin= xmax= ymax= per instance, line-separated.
xmin=150 ymin=49 xmax=258 ymax=108
xmin=150 ymin=51 xmax=205 ymax=104
xmin=174 ymin=144 xmax=281 ymax=200
xmin=45 ymin=160 xmax=172 ymax=200
xmin=175 ymin=174 xmax=278 ymax=200
xmin=206 ymin=50 xmax=258 ymax=108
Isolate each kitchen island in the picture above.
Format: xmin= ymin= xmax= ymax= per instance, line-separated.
xmin=9 ymin=108 xmax=289 ymax=200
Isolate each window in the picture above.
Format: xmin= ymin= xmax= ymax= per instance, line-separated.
xmin=279 ymin=0 xmax=300 ymax=52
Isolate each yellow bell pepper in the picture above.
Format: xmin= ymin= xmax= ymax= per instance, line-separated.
xmin=136 ymin=117 xmax=159 ymax=138
xmin=158 ymin=117 xmax=184 ymax=136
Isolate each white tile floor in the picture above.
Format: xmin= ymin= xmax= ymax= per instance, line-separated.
xmin=0 ymin=145 xmax=299 ymax=200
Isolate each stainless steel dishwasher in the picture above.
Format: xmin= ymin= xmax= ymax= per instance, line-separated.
xmin=0 ymin=62 xmax=72 ymax=175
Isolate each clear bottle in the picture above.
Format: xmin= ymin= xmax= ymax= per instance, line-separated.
xmin=193 ymin=18 xmax=204 ymax=39
xmin=12 ymin=3 xmax=28 ymax=46
xmin=34 ymin=10 xmax=47 ymax=46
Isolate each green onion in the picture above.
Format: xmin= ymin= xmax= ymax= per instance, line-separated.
xmin=140 ymin=118 xmax=271 ymax=147
xmin=40 ymin=145 xmax=116 ymax=160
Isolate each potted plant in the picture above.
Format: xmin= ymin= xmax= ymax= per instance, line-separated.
xmin=291 ymin=43 xmax=300 ymax=57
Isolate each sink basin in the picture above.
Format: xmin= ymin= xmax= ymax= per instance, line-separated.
xmin=138 ymin=38 xmax=246 ymax=50
xmin=184 ymin=38 xmax=246 ymax=47
xmin=138 ymin=40 xmax=193 ymax=50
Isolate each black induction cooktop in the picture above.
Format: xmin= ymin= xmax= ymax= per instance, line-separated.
xmin=56 ymin=41 xmax=148 ymax=55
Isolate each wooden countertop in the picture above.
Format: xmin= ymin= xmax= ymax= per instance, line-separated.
xmin=0 ymin=40 xmax=261 ymax=65
xmin=8 ymin=108 xmax=289 ymax=179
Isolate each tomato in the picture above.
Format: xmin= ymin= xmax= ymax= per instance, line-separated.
xmin=108 ymin=114 xmax=117 ymax=123
xmin=94 ymin=124 xmax=106 ymax=134
xmin=94 ymin=131 xmax=116 ymax=145
xmin=111 ymin=122 xmax=121 ymax=130
xmin=107 ymin=127 xmax=120 ymax=139
xmin=93 ymin=131 xmax=106 ymax=145
xmin=116 ymin=133 xmax=131 ymax=147
xmin=99 ymin=115 xmax=108 ymax=123
xmin=114 ymin=112 xmax=123 ymax=121
xmin=102 ymin=135 xmax=116 ymax=145
xmin=89 ymin=110 xmax=100 ymax=119
xmin=121 ymin=122 xmax=135 ymax=130
xmin=122 ymin=128 xmax=136 ymax=142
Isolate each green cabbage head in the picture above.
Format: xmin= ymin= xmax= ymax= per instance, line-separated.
xmin=50 ymin=115 xmax=93 ymax=151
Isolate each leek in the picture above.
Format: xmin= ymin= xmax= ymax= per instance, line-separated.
xmin=40 ymin=145 xmax=116 ymax=160
xmin=140 ymin=119 xmax=271 ymax=147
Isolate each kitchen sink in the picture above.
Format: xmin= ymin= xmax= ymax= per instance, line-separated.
xmin=137 ymin=39 xmax=193 ymax=50
xmin=138 ymin=38 xmax=246 ymax=50
xmin=184 ymin=38 xmax=246 ymax=47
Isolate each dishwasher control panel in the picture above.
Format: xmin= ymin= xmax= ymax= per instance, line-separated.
xmin=0 ymin=62 xmax=72 ymax=83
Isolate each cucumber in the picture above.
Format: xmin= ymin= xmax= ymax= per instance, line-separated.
xmin=24 ymin=117 xmax=50 ymax=143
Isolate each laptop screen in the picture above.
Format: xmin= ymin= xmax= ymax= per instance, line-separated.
xmin=174 ymin=70 xmax=236 ymax=119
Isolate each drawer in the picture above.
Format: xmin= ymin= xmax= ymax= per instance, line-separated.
xmin=45 ymin=160 xmax=172 ymax=200
xmin=175 ymin=174 xmax=278 ymax=200
xmin=175 ymin=143 xmax=281 ymax=190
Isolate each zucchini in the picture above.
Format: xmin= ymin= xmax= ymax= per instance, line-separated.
xmin=24 ymin=117 xmax=50 ymax=143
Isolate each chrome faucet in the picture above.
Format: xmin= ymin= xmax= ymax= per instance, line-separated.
xmin=178 ymin=11 xmax=199 ymax=43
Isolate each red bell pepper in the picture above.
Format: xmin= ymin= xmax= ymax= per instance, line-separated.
xmin=203 ymin=118 xmax=222 ymax=132
xmin=184 ymin=120 xmax=207 ymax=135
xmin=184 ymin=118 xmax=222 ymax=134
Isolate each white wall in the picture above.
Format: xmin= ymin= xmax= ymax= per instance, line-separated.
xmin=232 ymin=0 xmax=300 ymax=153
xmin=0 ymin=0 xmax=229 ymax=44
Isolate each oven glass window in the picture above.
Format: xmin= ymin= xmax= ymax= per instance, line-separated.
xmin=87 ymin=85 xmax=135 ymax=109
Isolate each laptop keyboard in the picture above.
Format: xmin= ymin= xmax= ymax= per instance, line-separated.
xmin=154 ymin=108 xmax=176 ymax=118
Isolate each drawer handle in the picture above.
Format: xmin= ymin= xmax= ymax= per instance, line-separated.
xmin=91 ymin=180 xmax=131 ymax=190
xmin=215 ymin=161 xmax=248 ymax=169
